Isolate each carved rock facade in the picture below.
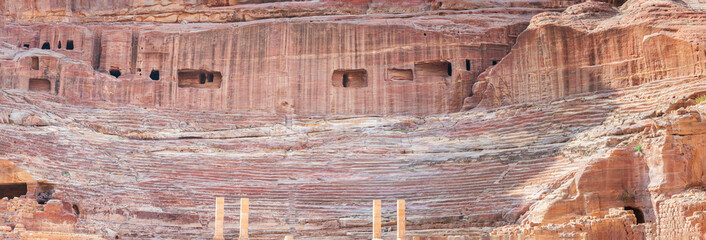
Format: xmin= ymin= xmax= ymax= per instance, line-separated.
xmin=0 ymin=0 xmax=705 ymax=239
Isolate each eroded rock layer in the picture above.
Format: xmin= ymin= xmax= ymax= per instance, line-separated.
xmin=467 ymin=0 xmax=706 ymax=109
xmin=0 ymin=0 xmax=705 ymax=239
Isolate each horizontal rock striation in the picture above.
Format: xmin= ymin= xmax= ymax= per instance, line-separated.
xmin=467 ymin=0 xmax=706 ymax=109
xmin=0 ymin=0 xmax=589 ymax=24
xmin=0 ymin=0 xmax=705 ymax=239
xmin=0 ymin=72 xmax=704 ymax=239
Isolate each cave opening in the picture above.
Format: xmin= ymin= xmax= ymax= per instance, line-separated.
xmin=36 ymin=182 xmax=55 ymax=205
xmin=492 ymin=60 xmax=499 ymax=65
xmin=41 ymin=42 xmax=50 ymax=49
xmin=72 ymin=204 xmax=80 ymax=216
xmin=66 ymin=40 xmax=74 ymax=50
xmin=0 ymin=183 xmax=28 ymax=199
xmin=199 ymin=73 xmax=206 ymax=84
xmin=624 ymin=206 xmax=646 ymax=224
xmin=149 ymin=70 xmax=160 ymax=80
xmin=342 ymin=73 xmax=350 ymax=87
xmin=58 ymin=41 xmax=62 ymax=49
xmin=109 ymin=69 xmax=122 ymax=78
xmin=414 ymin=61 xmax=452 ymax=78
xmin=178 ymin=70 xmax=222 ymax=88
xmin=29 ymin=79 xmax=51 ymax=92
xmin=31 ymin=57 xmax=39 ymax=70
xmin=466 ymin=59 xmax=471 ymax=71
xmin=23 ymin=44 xmax=30 ymax=48
xmin=332 ymin=69 xmax=367 ymax=88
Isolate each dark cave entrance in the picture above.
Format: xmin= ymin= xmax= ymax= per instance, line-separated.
xmin=199 ymin=73 xmax=206 ymax=84
xmin=624 ymin=206 xmax=645 ymax=224
xmin=149 ymin=70 xmax=160 ymax=80
xmin=332 ymin=69 xmax=368 ymax=88
xmin=36 ymin=182 xmax=55 ymax=205
xmin=66 ymin=40 xmax=74 ymax=50
xmin=58 ymin=41 xmax=62 ymax=49
xmin=0 ymin=183 xmax=28 ymax=199
xmin=342 ymin=73 xmax=350 ymax=87
xmin=196 ymin=72 xmax=216 ymax=84
xmin=177 ymin=70 xmax=223 ymax=88
xmin=41 ymin=42 xmax=50 ymax=49
xmin=109 ymin=69 xmax=122 ymax=78
xmin=72 ymin=204 xmax=80 ymax=216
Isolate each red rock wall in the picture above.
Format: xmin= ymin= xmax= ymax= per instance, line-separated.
xmin=0 ymin=0 xmax=705 ymax=239
xmin=471 ymin=1 xmax=706 ymax=108
xmin=1 ymin=18 xmax=524 ymax=115
xmin=0 ymin=0 xmax=590 ymax=23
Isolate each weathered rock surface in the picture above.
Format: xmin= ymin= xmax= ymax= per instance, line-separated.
xmin=467 ymin=0 xmax=706 ymax=109
xmin=0 ymin=0 xmax=704 ymax=239
xmin=0 ymin=12 xmax=530 ymax=115
xmin=0 ymin=0 xmax=588 ymax=24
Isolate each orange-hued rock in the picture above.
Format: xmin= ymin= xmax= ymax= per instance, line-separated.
xmin=0 ymin=0 xmax=592 ymax=24
xmin=468 ymin=0 xmax=706 ymax=109
xmin=0 ymin=0 xmax=705 ymax=239
xmin=491 ymin=208 xmax=648 ymax=239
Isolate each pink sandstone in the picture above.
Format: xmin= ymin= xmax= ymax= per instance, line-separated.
xmin=0 ymin=0 xmax=705 ymax=239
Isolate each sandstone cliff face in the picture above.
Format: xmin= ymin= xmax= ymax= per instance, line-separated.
xmin=0 ymin=0 xmax=705 ymax=239
xmin=0 ymin=0 xmax=588 ymax=23
xmin=1 ymin=9 xmax=536 ymax=115
xmin=468 ymin=0 xmax=706 ymax=109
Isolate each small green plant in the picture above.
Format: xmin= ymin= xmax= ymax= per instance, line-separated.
xmin=696 ymin=95 xmax=706 ymax=104
xmin=634 ymin=145 xmax=642 ymax=153
xmin=61 ymin=171 xmax=70 ymax=177
xmin=620 ymin=190 xmax=634 ymax=202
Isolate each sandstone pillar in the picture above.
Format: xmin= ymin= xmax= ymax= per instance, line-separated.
xmin=239 ymin=198 xmax=249 ymax=239
xmin=397 ymin=200 xmax=405 ymax=240
xmin=214 ymin=198 xmax=225 ymax=240
xmin=373 ymin=200 xmax=382 ymax=240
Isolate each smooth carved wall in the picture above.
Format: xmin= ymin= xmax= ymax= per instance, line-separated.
xmin=2 ymin=21 xmax=516 ymax=115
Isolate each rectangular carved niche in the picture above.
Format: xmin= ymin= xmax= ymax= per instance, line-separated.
xmin=28 ymin=78 xmax=51 ymax=92
xmin=0 ymin=183 xmax=27 ymax=199
xmin=332 ymin=69 xmax=367 ymax=88
xmin=414 ymin=61 xmax=452 ymax=77
xmin=31 ymin=57 xmax=39 ymax=70
xmin=387 ymin=69 xmax=413 ymax=81
xmin=178 ymin=70 xmax=222 ymax=89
